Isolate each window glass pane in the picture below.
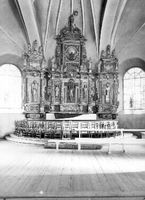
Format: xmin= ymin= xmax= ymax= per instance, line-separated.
xmin=124 ymin=67 xmax=145 ymax=110
xmin=0 ymin=64 xmax=22 ymax=113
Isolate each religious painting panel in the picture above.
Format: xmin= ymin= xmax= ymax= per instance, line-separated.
xmin=63 ymin=43 xmax=80 ymax=65
xmin=63 ymin=79 xmax=79 ymax=104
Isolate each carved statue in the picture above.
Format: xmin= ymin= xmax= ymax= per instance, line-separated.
xmin=31 ymin=80 xmax=38 ymax=102
xmin=82 ymin=84 xmax=88 ymax=99
xmin=105 ymin=83 xmax=110 ymax=103
xmin=106 ymin=45 xmax=111 ymax=58
xmin=67 ymin=80 xmax=75 ymax=103
xmin=55 ymin=85 xmax=60 ymax=99
xmin=68 ymin=10 xmax=78 ymax=31
xmin=45 ymin=88 xmax=51 ymax=102
xmin=69 ymin=87 xmax=74 ymax=102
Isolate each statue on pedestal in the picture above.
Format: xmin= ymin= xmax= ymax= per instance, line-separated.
xmin=31 ymin=80 xmax=38 ymax=102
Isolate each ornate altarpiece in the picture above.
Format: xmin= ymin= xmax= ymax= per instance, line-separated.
xmin=45 ymin=12 xmax=95 ymax=114
xmin=96 ymin=45 xmax=119 ymax=119
xmin=23 ymin=40 xmax=47 ymax=119
xmin=22 ymin=16 xmax=119 ymax=120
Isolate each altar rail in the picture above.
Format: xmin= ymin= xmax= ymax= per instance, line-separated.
xmin=15 ymin=120 xmax=118 ymax=139
xmin=46 ymin=132 xmax=124 ymax=153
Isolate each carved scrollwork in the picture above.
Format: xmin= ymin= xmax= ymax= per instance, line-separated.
xmin=23 ymin=40 xmax=45 ymax=71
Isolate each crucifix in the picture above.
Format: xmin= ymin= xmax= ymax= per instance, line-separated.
xmin=64 ymin=80 xmax=78 ymax=103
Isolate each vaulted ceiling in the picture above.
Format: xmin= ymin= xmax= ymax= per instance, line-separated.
xmin=1 ymin=0 xmax=145 ymax=66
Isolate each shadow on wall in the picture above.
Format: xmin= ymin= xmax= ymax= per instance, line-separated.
xmin=0 ymin=113 xmax=25 ymax=138
xmin=118 ymin=111 xmax=145 ymax=129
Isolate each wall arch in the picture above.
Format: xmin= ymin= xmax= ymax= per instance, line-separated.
xmin=119 ymin=57 xmax=145 ymax=76
xmin=118 ymin=58 xmax=145 ymax=129
xmin=118 ymin=57 xmax=145 ymax=111
xmin=0 ymin=55 xmax=25 ymax=137
xmin=0 ymin=54 xmax=24 ymax=73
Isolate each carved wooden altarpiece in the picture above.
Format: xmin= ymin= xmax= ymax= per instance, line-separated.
xmin=96 ymin=45 xmax=119 ymax=119
xmin=45 ymin=12 xmax=95 ymax=114
xmin=23 ymin=40 xmax=47 ymax=119
xmin=22 ymin=18 xmax=119 ymax=120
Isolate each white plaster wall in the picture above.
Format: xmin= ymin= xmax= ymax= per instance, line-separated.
xmin=0 ymin=113 xmax=25 ymax=138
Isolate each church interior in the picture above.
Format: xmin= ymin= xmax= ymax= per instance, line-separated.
xmin=1 ymin=0 xmax=145 ymax=199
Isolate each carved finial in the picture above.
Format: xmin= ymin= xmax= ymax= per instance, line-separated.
xmin=106 ymin=45 xmax=111 ymax=57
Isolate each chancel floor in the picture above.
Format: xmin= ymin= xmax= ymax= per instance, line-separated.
xmin=0 ymin=140 xmax=145 ymax=200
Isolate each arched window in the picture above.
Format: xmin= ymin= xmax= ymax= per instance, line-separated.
xmin=0 ymin=64 xmax=22 ymax=113
xmin=124 ymin=67 xmax=145 ymax=110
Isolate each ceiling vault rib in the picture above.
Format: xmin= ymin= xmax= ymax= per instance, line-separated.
xmin=110 ymin=0 xmax=128 ymax=48
xmin=16 ymin=0 xmax=41 ymax=46
xmin=99 ymin=0 xmax=108 ymax=54
xmin=32 ymin=1 xmax=42 ymax=45
xmin=14 ymin=0 xmax=30 ymax=43
xmin=90 ymin=0 xmax=98 ymax=57
xmin=118 ymin=22 xmax=145 ymax=55
xmin=44 ymin=0 xmax=52 ymax=54
xmin=55 ymin=0 xmax=62 ymax=35
xmin=0 ymin=26 xmax=23 ymax=51
xmin=70 ymin=0 xmax=74 ymax=14
xmin=80 ymin=0 xmax=85 ymax=35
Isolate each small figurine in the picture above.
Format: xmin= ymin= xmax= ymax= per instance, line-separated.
xmin=106 ymin=45 xmax=111 ymax=58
